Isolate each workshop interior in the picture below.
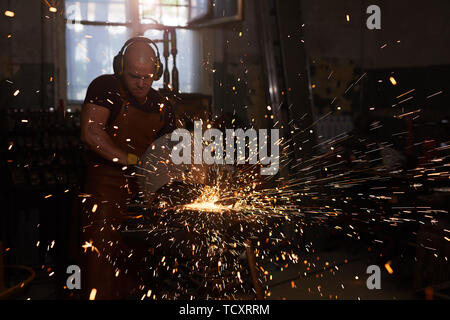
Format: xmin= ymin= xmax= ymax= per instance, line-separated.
xmin=0 ymin=0 xmax=449 ymax=300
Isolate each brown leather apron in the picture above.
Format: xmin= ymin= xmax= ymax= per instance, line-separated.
xmin=80 ymin=87 xmax=165 ymax=299
xmin=84 ymin=88 xmax=165 ymax=222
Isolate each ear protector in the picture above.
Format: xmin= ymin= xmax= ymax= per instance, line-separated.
xmin=113 ymin=37 xmax=163 ymax=81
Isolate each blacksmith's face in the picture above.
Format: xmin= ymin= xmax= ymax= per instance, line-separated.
xmin=123 ymin=60 xmax=156 ymax=101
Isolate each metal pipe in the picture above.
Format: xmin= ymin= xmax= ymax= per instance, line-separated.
xmin=0 ymin=265 xmax=36 ymax=299
xmin=170 ymin=29 xmax=179 ymax=92
xmin=244 ymin=239 xmax=265 ymax=300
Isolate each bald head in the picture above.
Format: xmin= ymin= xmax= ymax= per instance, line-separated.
xmin=121 ymin=41 xmax=159 ymax=103
xmin=123 ymin=41 xmax=158 ymax=69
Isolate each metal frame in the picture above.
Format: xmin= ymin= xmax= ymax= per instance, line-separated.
xmin=64 ymin=0 xmax=191 ymax=104
xmin=187 ymin=0 xmax=243 ymax=28
xmin=187 ymin=0 xmax=212 ymax=25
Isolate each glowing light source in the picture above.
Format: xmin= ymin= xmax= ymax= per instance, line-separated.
xmin=4 ymin=11 xmax=15 ymax=17
xmin=82 ymin=241 xmax=99 ymax=254
xmin=385 ymin=261 xmax=394 ymax=274
xmin=389 ymin=76 xmax=397 ymax=85
xmin=182 ymin=186 xmax=234 ymax=213
xmin=89 ymin=288 xmax=97 ymax=300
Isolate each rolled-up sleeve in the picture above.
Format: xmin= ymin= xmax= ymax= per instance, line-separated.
xmin=83 ymin=75 xmax=118 ymax=112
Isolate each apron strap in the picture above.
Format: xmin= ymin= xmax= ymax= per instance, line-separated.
xmin=106 ymin=79 xmax=166 ymax=129
xmin=106 ymin=80 xmax=130 ymax=130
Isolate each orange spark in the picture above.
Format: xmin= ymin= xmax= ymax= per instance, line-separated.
xmin=389 ymin=76 xmax=397 ymax=86
xmin=384 ymin=261 xmax=394 ymax=274
xmin=89 ymin=288 xmax=97 ymax=300
xmin=82 ymin=241 xmax=100 ymax=254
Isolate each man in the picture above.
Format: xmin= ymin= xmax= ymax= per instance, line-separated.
xmin=78 ymin=37 xmax=175 ymax=299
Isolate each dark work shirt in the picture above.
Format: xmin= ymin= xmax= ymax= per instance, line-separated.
xmin=83 ymin=74 xmax=176 ymax=136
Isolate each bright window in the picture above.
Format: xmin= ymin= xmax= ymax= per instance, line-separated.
xmin=144 ymin=28 xmax=202 ymax=93
xmin=65 ymin=0 xmax=129 ymax=23
xmin=65 ymin=0 xmax=200 ymax=102
xmin=139 ymin=0 xmax=189 ymax=26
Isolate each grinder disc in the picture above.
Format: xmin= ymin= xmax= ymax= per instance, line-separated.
xmin=136 ymin=132 xmax=209 ymax=204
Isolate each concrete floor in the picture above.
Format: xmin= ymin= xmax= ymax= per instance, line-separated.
xmin=263 ymin=249 xmax=415 ymax=300
xmin=10 ymin=247 xmax=417 ymax=300
xmin=5 ymin=224 xmax=422 ymax=301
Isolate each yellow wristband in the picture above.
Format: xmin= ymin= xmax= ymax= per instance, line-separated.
xmin=127 ymin=153 xmax=139 ymax=165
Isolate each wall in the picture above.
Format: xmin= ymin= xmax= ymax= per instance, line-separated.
xmin=200 ymin=0 xmax=270 ymax=129
xmin=301 ymin=0 xmax=450 ymax=68
xmin=0 ymin=0 xmax=64 ymax=109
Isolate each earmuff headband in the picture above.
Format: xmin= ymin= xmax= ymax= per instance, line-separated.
xmin=114 ymin=36 xmax=163 ymax=80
